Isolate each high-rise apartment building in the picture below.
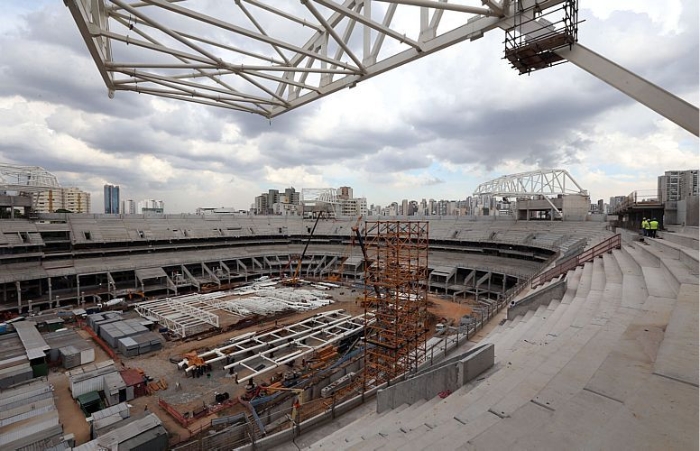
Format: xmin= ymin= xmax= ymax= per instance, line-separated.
xmin=658 ymin=169 xmax=699 ymax=226
xmin=658 ymin=170 xmax=699 ymax=203
xmin=33 ymin=187 xmax=91 ymax=213
xmin=121 ymin=199 xmax=136 ymax=215
xmin=137 ymin=199 xmax=164 ymax=214
xmin=340 ymin=197 xmax=368 ymax=217
xmin=104 ymin=184 xmax=120 ymax=214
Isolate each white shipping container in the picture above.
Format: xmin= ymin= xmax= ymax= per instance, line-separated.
xmin=80 ymin=348 xmax=95 ymax=365
xmin=71 ymin=376 xmax=104 ymax=399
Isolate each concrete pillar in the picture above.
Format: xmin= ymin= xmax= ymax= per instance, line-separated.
xmin=15 ymin=281 xmax=21 ymax=310
xmin=48 ymin=277 xmax=53 ymax=306
xmin=76 ymin=275 xmax=80 ymax=304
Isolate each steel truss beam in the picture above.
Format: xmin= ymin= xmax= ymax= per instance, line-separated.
xmin=66 ymin=0 xmax=697 ymax=133
xmin=473 ymin=168 xmax=585 ymax=218
xmin=63 ymin=0 xmax=552 ymax=119
xmin=134 ymin=296 xmax=219 ymax=337
xmin=0 ymin=164 xmax=61 ymax=192
xmin=216 ymin=310 xmax=371 ymax=384
xmin=473 ymin=168 xmax=585 ymax=198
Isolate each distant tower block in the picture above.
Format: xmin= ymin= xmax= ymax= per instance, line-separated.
xmin=363 ymin=221 xmax=429 ymax=389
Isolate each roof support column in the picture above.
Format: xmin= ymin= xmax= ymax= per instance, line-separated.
xmin=15 ymin=281 xmax=21 ymax=311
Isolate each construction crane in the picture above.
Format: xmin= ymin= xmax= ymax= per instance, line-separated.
xmin=282 ymin=211 xmax=325 ymax=286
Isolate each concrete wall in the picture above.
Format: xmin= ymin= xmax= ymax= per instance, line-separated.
xmin=376 ymin=344 xmax=494 ymax=413
xmin=515 ymin=195 xmax=590 ymax=221
xmin=682 ymin=196 xmax=699 ymax=227
xmin=562 ymin=195 xmax=590 ymax=221
xmin=457 ymin=343 xmax=496 ymax=385
xmin=376 ymin=365 xmax=459 ymax=414
xmin=507 ymin=278 xmax=567 ymax=320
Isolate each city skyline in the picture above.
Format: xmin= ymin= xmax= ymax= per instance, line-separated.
xmin=0 ymin=2 xmax=697 ymax=214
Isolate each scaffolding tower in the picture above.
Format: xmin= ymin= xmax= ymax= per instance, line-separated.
xmin=362 ymin=221 xmax=429 ymax=389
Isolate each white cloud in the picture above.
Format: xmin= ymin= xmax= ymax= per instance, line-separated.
xmin=0 ymin=1 xmax=696 ymax=213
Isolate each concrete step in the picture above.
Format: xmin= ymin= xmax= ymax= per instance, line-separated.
xmin=463 ymin=322 xmax=602 ymax=422
xmin=487 ymin=314 xmax=525 ymax=351
xmin=653 ymin=284 xmax=699 ymax=387
xmin=602 ymin=251 xmax=623 ymax=284
xmin=530 ymin=295 xmax=640 ymax=413
xmin=346 ymin=402 xmax=411 ymax=443
xmin=466 ymin=385 xmax=623 ymax=450
xmin=494 ymin=308 xmax=539 ymax=355
xmin=345 ymin=432 xmax=388 ymax=450
xmin=497 ymin=304 xmax=550 ymax=357
xmin=404 ymin=411 xmax=500 ymax=451
xmin=589 ymin=255 xmax=607 ymax=292
xmin=574 ymin=262 xmax=594 ymax=299
xmin=647 ymin=237 xmax=699 ymax=273
xmin=659 ymin=257 xmax=699 ymax=296
xmin=617 ymin=247 xmax=650 ymax=310
xmin=547 ymin=297 xmax=561 ymax=310
xmin=584 ymin=302 xmax=675 ymax=405
xmin=312 ymin=403 xmax=405 ymax=449
xmin=631 ymin=241 xmax=698 ymax=296
xmin=612 ymin=247 xmax=643 ymax=276
xmin=624 ymin=242 xmax=661 ymax=269
xmin=559 ymin=266 xmax=584 ymax=305
xmin=374 ymin=423 xmax=432 ymax=450
xmin=570 ymin=281 xmax=604 ymax=329
xmin=547 ymin=285 xmax=589 ymax=339
xmin=658 ymin=229 xmax=699 ymax=250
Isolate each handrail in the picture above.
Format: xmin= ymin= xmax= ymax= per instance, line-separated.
xmin=531 ymin=234 xmax=621 ymax=288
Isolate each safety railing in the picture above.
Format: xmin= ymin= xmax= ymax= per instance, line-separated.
xmin=531 ymin=234 xmax=621 ymax=288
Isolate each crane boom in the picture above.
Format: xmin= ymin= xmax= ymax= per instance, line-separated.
xmin=284 ymin=212 xmax=325 ymax=286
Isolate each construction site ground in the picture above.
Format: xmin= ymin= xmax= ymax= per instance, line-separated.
xmin=51 ymin=287 xmax=489 ymax=447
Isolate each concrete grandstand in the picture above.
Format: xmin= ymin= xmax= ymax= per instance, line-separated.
xmin=0 ymin=214 xmax=697 ymax=450
xmin=0 ymin=214 xmax=611 ymax=314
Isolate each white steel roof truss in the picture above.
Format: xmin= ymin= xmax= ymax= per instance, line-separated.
xmin=66 ymin=0 xmax=523 ymax=118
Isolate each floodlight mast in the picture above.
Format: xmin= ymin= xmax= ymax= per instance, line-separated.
xmin=66 ymin=0 xmax=698 ymax=135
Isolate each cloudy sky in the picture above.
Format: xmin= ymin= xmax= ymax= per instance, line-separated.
xmin=0 ymin=1 xmax=697 ymax=213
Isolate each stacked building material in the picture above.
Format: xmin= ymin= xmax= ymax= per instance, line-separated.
xmin=0 ymin=380 xmax=66 ymax=450
xmin=45 ymin=329 xmax=95 ymax=369
xmin=88 ymin=312 xmax=123 ymax=334
xmin=99 ymin=319 xmax=149 ymax=349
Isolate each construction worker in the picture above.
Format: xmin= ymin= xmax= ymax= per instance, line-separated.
xmin=649 ymin=218 xmax=659 ymax=238
xmin=641 ymin=218 xmax=649 ymax=237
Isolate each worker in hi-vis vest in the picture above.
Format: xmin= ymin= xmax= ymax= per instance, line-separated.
xmin=649 ymin=218 xmax=659 ymax=238
xmin=641 ymin=218 xmax=649 ymax=236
